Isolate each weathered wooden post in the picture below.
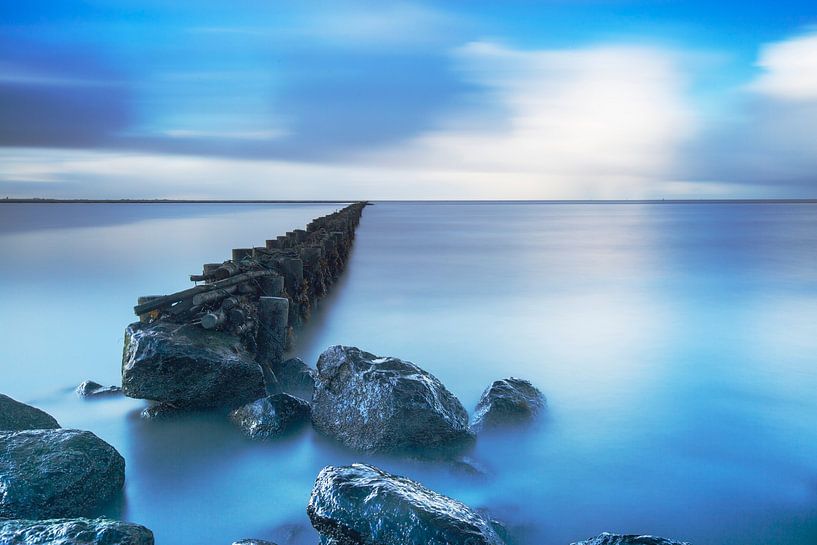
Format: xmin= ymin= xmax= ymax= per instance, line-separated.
xmin=137 ymin=296 xmax=162 ymax=323
xmin=260 ymin=275 xmax=285 ymax=297
xmin=256 ymin=296 xmax=289 ymax=394
xmin=232 ymin=248 xmax=252 ymax=262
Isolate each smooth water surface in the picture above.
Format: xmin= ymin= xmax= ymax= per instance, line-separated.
xmin=1 ymin=202 xmax=816 ymax=545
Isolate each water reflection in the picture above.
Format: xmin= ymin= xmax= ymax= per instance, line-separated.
xmin=1 ymin=202 xmax=816 ymax=545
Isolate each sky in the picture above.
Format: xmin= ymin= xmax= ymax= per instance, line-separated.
xmin=1 ymin=0 xmax=816 ymax=199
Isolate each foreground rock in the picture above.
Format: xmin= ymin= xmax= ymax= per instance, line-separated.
xmin=122 ymin=321 xmax=265 ymax=409
xmin=0 ymin=429 xmax=125 ymax=519
xmin=230 ymin=394 xmax=311 ymax=439
xmin=311 ymin=346 xmax=473 ymax=453
xmin=572 ymin=533 xmax=690 ymax=545
xmin=0 ymin=518 xmax=153 ymax=545
xmin=308 ymin=464 xmax=505 ymax=545
xmin=0 ymin=394 xmax=60 ymax=431
xmin=77 ymin=380 xmax=123 ymax=398
xmin=271 ymin=357 xmax=316 ymax=401
xmin=471 ymin=378 xmax=546 ymax=431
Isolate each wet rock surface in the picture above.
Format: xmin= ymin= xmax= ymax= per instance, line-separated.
xmin=271 ymin=357 xmax=315 ymax=401
xmin=307 ymin=463 xmax=506 ymax=545
xmin=311 ymin=346 xmax=473 ymax=453
xmin=571 ymin=533 xmax=690 ymax=545
xmin=122 ymin=321 xmax=265 ymax=409
xmin=76 ymin=380 xmax=122 ymax=398
xmin=0 ymin=429 xmax=125 ymax=519
xmin=230 ymin=393 xmax=311 ymax=439
xmin=471 ymin=378 xmax=546 ymax=431
xmin=0 ymin=517 xmax=154 ymax=545
xmin=232 ymin=540 xmax=277 ymax=545
xmin=0 ymin=394 xmax=60 ymax=431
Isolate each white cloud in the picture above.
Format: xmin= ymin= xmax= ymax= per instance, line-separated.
xmin=751 ymin=31 xmax=817 ymax=100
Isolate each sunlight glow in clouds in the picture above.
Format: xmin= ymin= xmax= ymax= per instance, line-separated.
xmin=752 ymin=31 xmax=817 ymax=100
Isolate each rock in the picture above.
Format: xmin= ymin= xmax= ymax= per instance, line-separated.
xmin=140 ymin=403 xmax=185 ymax=420
xmin=76 ymin=380 xmax=122 ymax=398
xmin=0 ymin=517 xmax=154 ymax=545
xmin=232 ymin=540 xmax=277 ymax=545
xmin=571 ymin=533 xmax=690 ymax=545
xmin=471 ymin=378 xmax=546 ymax=431
xmin=307 ymin=463 xmax=505 ymax=545
xmin=122 ymin=321 xmax=266 ymax=409
xmin=311 ymin=346 xmax=473 ymax=453
xmin=229 ymin=394 xmax=311 ymax=439
xmin=271 ymin=357 xmax=315 ymax=401
xmin=0 ymin=429 xmax=125 ymax=519
xmin=0 ymin=394 xmax=60 ymax=431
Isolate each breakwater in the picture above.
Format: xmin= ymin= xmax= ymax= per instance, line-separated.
xmin=123 ymin=202 xmax=367 ymax=407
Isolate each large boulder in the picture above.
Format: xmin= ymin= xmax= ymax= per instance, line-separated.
xmin=311 ymin=346 xmax=473 ymax=453
xmin=471 ymin=378 xmax=546 ymax=431
xmin=122 ymin=321 xmax=266 ymax=409
xmin=229 ymin=394 xmax=311 ymax=439
xmin=0 ymin=429 xmax=125 ymax=519
xmin=76 ymin=380 xmax=122 ymax=398
xmin=271 ymin=357 xmax=315 ymax=401
xmin=0 ymin=518 xmax=153 ymax=545
xmin=307 ymin=463 xmax=505 ymax=545
xmin=0 ymin=394 xmax=60 ymax=431
xmin=571 ymin=533 xmax=690 ymax=545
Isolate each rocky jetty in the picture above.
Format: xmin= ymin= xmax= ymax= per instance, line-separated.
xmin=572 ymin=533 xmax=690 ymax=545
xmin=311 ymin=346 xmax=473 ymax=453
xmin=307 ymin=463 xmax=505 ymax=545
xmin=230 ymin=393 xmax=311 ymax=439
xmin=76 ymin=380 xmax=122 ymax=398
xmin=123 ymin=202 xmax=366 ymax=409
xmin=0 ymin=518 xmax=154 ymax=545
xmin=0 ymin=394 xmax=60 ymax=431
xmin=471 ymin=378 xmax=546 ymax=431
xmin=271 ymin=357 xmax=316 ymax=401
xmin=0 ymin=429 xmax=125 ymax=519
xmin=122 ymin=322 xmax=266 ymax=410
xmin=232 ymin=540 xmax=277 ymax=545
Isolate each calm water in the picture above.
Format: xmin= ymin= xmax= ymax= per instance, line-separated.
xmin=1 ymin=202 xmax=816 ymax=545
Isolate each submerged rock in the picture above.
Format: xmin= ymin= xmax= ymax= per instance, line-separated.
xmin=76 ymin=380 xmax=122 ymax=398
xmin=122 ymin=321 xmax=265 ymax=409
xmin=0 ymin=429 xmax=125 ymax=519
xmin=232 ymin=540 xmax=277 ymax=545
xmin=271 ymin=357 xmax=315 ymax=401
xmin=471 ymin=378 xmax=546 ymax=431
xmin=311 ymin=346 xmax=473 ymax=453
xmin=0 ymin=394 xmax=60 ymax=431
xmin=139 ymin=403 xmax=185 ymax=420
xmin=571 ymin=533 xmax=690 ymax=545
xmin=0 ymin=517 xmax=154 ymax=545
xmin=230 ymin=394 xmax=311 ymax=439
xmin=307 ymin=463 xmax=505 ymax=545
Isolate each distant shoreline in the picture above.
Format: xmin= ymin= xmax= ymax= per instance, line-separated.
xmin=1 ymin=198 xmax=815 ymax=204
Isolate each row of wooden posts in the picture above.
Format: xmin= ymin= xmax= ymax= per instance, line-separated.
xmin=133 ymin=202 xmax=368 ymax=366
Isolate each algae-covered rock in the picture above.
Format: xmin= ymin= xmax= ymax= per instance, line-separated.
xmin=271 ymin=357 xmax=315 ymax=401
xmin=0 ymin=517 xmax=154 ymax=545
xmin=307 ymin=463 xmax=505 ymax=545
xmin=0 ymin=429 xmax=125 ymax=519
xmin=0 ymin=394 xmax=60 ymax=431
xmin=471 ymin=378 xmax=546 ymax=431
xmin=122 ymin=321 xmax=265 ymax=409
xmin=229 ymin=394 xmax=310 ymax=439
xmin=311 ymin=346 xmax=473 ymax=453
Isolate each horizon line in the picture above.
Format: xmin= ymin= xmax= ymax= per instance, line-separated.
xmin=2 ymin=198 xmax=816 ymax=205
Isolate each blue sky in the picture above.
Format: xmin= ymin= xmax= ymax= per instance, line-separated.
xmin=1 ymin=0 xmax=816 ymax=198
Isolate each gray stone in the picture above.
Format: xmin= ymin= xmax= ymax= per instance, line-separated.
xmin=122 ymin=321 xmax=265 ymax=409
xmin=0 ymin=429 xmax=125 ymax=519
xmin=307 ymin=463 xmax=505 ymax=545
xmin=76 ymin=380 xmax=122 ymax=398
xmin=230 ymin=394 xmax=311 ymax=439
xmin=0 ymin=394 xmax=60 ymax=431
xmin=0 ymin=518 xmax=153 ymax=545
xmin=271 ymin=357 xmax=315 ymax=401
xmin=471 ymin=378 xmax=546 ymax=431
xmin=571 ymin=533 xmax=690 ymax=545
xmin=311 ymin=346 xmax=473 ymax=453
